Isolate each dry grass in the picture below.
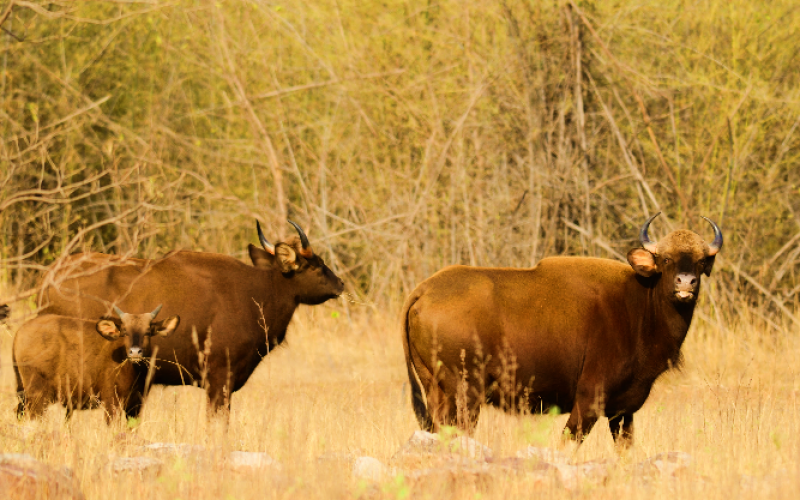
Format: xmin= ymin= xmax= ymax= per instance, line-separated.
xmin=1 ymin=295 xmax=799 ymax=499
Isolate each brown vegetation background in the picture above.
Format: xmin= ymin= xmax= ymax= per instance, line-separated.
xmin=3 ymin=0 xmax=800 ymax=323
xmin=2 ymin=1 xmax=800 ymax=498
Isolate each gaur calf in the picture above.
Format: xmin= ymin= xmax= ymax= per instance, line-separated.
xmin=14 ymin=305 xmax=179 ymax=422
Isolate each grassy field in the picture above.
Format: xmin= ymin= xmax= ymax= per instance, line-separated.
xmin=1 ymin=295 xmax=799 ymax=499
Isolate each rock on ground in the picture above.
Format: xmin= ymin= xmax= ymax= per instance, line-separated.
xmin=514 ymin=446 xmax=570 ymax=465
xmin=0 ymin=453 xmax=84 ymax=500
xmin=352 ymin=457 xmax=387 ymax=482
xmin=392 ymin=431 xmax=493 ymax=468
xmin=226 ymin=451 xmax=281 ymax=472
xmin=107 ymin=456 xmax=164 ymax=476
xmin=138 ymin=442 xmax=206 ymax=458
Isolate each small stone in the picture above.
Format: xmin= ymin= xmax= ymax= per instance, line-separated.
xmin=108 ymin=456 xmax=163 ymax=475
xmin=140 ymin=442 xmax=205 ymax=457
xmin=113 ymin=432 xmax=152 ymax=447
xmin=514 ymin=446 xmax=569 ymax=464
xmin=576 ymin=459 xmax=613 ymax=485
xmin=392 ymin=430 xmax=493 ymax=467
xmin=226 ymin=451 xmax=280 ymax=471
xmin=352 ymin=456 xmax=386 ymax=482
xmin=0 ymin=454 xmax=85 ymax=500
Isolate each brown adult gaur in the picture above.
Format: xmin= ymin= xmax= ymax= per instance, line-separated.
xmin=401 ymin=213 xmax=722 ymax=447
xmin=35 ymin=220 xmax=344 ymax=415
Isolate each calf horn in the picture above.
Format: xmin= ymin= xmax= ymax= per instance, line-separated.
xmin=113 ymin=305 xmax=126 ymax=318
xmin=701 ymin=216 xmax=723 ymax=256
xmin=288 ymin=220 xmax=313 ymax=258
xmin=256 ymin=220 xmax=275 ymax=255
xmin=150 ymin=304 xmax=163 ymax=319
xmin=639 ymin=212 xmax=661 ymax=254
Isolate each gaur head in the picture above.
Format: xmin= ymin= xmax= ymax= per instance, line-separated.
xmin=95 ymin=305 xmax=180 ymax=361
xmin=627 ymin=213 xmax=723 ymax=304
xmin=247 ymin=219 xmax=345 ymax=305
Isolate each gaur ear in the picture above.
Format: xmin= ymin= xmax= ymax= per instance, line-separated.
xmin=96 ymin=319 xmax=121 ymax=341
xmin=275 ymin=243 xmax=299 ymax=273
xmin=627 ymin=248 xmax=658 ymax=277
xmin=153 ymin=316 xmax=180 ymax=337
xmin=248 ymin=244 xmax=275 ymax=270
xmin=703 ymin=255 xmax=716 ymax=276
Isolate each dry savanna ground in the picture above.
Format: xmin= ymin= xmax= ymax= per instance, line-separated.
xmin=0 ymin=290 xmax=799 ymax=499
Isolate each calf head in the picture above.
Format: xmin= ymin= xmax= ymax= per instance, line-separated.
xmin=95 ymin=305 xmax=180 ymax=361
xmin=627 ymin=213 xmax=723 ymax=304
xmin=247 ymin=219 xmax=345 ymax=305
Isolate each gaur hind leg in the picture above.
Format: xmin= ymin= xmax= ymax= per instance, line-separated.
xmin=18 ymin=371 xmax=53 ymax=419
xmin=21 ymin=386 xmax=50 ymax=420
xmin=408 ymin=350 xmax=481 ymax=434
xmin=407 ymin=360 xmax=434 ymax=432
xmin=13 ymin=363 xmax=25 ymax=419
xmin=608 ymin=412 xmax=634 ymax=449
xmin=431 ymin=369 xmax=481 ymax=435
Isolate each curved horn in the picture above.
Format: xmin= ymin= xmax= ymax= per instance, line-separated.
xmin=701 ymin=216 xmax=723 ymax=256
xmin=256 ymin=220 xmax=275 ymax=255
xmin=639 ymin=212 xmax=661 ymax=254
xmin=287 ymin=220 xmax=313 ymax=258
xmin=113 ymin=305 xmax=126 ymax=318
xmin=150 ymin=304 xmax=163 ymax=319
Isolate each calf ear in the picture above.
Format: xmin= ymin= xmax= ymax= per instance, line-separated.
xmin=627 ymin=248 xmax=658 ymax=277
xmin=275 ymin=243 xmax=299 ymax=273
xmin=248 ymin=244 xmax=275 ymax=270
xmin=96 ymin=319 xmax=121 ymax=341
xmin=154 ymin=316 xmax=180 ymax=337
xmin=703 ymin=255 xmax=716 ymax=276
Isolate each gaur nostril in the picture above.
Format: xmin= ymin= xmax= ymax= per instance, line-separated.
xmin=675 ymin=274 xmax=697 ymax=287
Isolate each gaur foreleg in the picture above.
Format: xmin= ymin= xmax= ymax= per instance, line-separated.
xmin=563 ymin=383 xmax=604 ymax=443
xmin=608 ymin=412 xmax=634 ymax=449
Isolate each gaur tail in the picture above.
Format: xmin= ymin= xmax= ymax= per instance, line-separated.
xmin=401 ymin=288 xmax=433 ymax=432
xmin=12 ymin=349 xmax=25 ymax=419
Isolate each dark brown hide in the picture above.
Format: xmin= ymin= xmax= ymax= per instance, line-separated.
xmin=35 ymin=226 xmax=343 ymax=413
xmin=13 ymin=312 xmax=178 ymax=421
xmin=402 ymin=220 xmax=721 ymax=447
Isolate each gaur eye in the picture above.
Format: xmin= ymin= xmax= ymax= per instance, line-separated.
xmin=663 ymin=258 xmax=671 ymax=264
